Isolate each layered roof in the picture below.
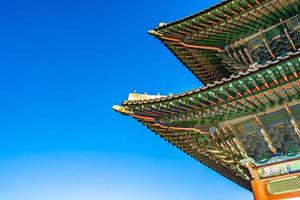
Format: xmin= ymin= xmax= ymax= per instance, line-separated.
xmin=114 ymin=0 xmax=300 ymax=191
xmin=123 ymin=52 xmax=300 ymax=108
xmin=115 ymin=52 xmax=300 ymax=190
xmin=149 ymin=0 xmax=300 ymax=84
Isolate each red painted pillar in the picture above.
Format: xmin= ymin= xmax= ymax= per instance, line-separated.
xmin=251 ymin=179 xmax=268 ymax=200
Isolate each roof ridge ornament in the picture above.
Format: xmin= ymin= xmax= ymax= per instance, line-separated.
xmin=114 ymin=0 xmax=300 ymax=194
xmin=158 ymin=22 xmax=167 ymax=27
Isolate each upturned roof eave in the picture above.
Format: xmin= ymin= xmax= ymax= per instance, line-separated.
xmin=121 ymin=50 xmax=300 ymax=106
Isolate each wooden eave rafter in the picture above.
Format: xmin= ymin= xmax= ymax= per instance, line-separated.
xmin=115 ymin=0 xmax=300 ymax=191
xmin=149 ymin=0 xmax=300 ymax=84
xmin=124 ymin=51 xmax=300 ymax=105
xmin=120 ymin=53 xmax=300 ymax=123
xmin=145 ymin=121 xmax=252 ymax=190
xmin=152 ymin=33 xmax=224 ymax=52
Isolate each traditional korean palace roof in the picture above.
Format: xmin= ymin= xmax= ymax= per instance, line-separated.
xmin=115 ymin=51 xmax=300 ymax=190
xmin=114 ymin=0 xmax=300 ymax=192
xmin=149 ymin=0 xmax=300 ymax=84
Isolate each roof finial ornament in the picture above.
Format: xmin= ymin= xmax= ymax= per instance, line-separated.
xmin=158 ymin=22 xmax=167 ymax=27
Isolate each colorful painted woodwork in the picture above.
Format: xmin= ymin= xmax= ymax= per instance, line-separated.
xmin=114 ymin=0 xmax=300 ymax=199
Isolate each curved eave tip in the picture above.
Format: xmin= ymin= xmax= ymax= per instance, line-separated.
xmin=112 ymin=105 xmax=132 ymax=115
xmin=148 ymin=30 xmax=162 ymax=37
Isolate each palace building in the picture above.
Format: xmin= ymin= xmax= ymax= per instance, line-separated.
xmin=113 ymin=0 xmax=300 ymax=199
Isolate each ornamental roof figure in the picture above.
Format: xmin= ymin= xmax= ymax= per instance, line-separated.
xmin=114 ymin=0 xmax=300 ymax=198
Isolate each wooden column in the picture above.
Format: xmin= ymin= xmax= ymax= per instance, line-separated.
xmin=251 ymin=179 xmax=268 ymax=200
xmin=251 ymin=171 xmax=300 ymax=200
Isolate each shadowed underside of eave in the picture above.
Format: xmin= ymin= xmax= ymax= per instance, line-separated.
xmin=114 ymin=53 xmax=300 ymax=190
xmin=142 ymin=120 xmax=252 ymax=191
xmin=149 ymin=0 xmax=300 ymax=85
xmin=113 ymin=0 xmax=300 ymax=192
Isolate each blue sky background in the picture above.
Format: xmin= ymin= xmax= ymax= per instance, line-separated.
xmin=0 ymin=0 xmax=253 ymax=199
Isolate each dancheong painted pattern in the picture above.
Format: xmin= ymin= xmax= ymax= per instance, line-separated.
xmin=114 ymin=1 xmax=300 ymax=199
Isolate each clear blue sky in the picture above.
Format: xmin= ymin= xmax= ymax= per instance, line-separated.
xmin=0 ymin=0 xmax=253 ymax=199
